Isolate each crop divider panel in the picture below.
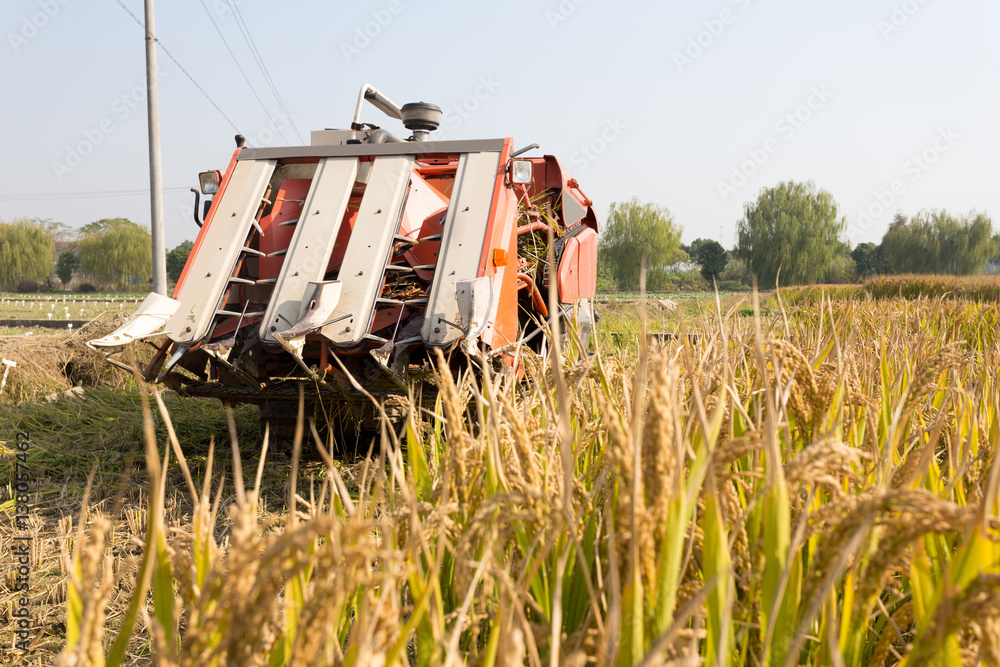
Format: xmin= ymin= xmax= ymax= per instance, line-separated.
xmin=166 ymin=159 xmax=277 ymax=345
xmin=321 ymin=155 xmax=415 ymax=347
xmin=421 ymin=151 xmax=501 ymax=346
xmin=259 ymin=157 xmax=360 ymax=345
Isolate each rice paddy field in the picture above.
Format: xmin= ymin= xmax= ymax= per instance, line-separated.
xmin=3 ymin=284 xmax=1000 ymax=665
xmin=0 ymin=295 xmax=144 ymax=324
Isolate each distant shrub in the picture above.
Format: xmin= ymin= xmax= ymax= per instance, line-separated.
xmin=16 ymin=279 xmax=39 ymax=293
xmin=78 ymin=283 xmax=97 ymax=294
xmin=662 ymin=268 xmax=709 ymax=292
xmin=771 ymin=285 xmax=864 ymax=307
xmin=720 ymin=256 xmax=753 ymax=287
xmin=718 ymin=280 xmax=745 ymax=292
xmin=824 ymin=254 xmax=858 ymax=284
xmin=864 ymin=274 xmax=1000 ymax=301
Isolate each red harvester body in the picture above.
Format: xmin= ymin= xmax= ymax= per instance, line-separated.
xmin=91 ymin=86 xmax=598 ymax=427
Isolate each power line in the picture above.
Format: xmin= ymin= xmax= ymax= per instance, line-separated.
xmin=111 ymin=0 xmax=243 ymax=136
xmin=0 ymin=187 xmax=190 ymax=202
xmin=227 ymin=0 xmax=306 ymax=143
xmin=197 ymin=0 xmax=294 ymax=145
xmin=229 ymin=1 xmax=303 ymax=143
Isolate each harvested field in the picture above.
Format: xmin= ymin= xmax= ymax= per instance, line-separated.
xmin=2 ymin=294 xmax=1000 ymax=665
xmin=0 ymin=315 xmax=141 ymax=404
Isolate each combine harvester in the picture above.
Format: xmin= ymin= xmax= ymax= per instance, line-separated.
xmin=91 ymin=85 xmax=598 ymax=434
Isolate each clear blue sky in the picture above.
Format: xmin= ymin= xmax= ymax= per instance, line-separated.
xmin=1 ymin=0 xmax=997 ymax=251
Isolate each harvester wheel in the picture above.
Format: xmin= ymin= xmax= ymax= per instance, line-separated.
xmin=257 ymin=400 xmax=390 ymax=460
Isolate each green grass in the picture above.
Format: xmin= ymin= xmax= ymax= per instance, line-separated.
xmin=596 ymin=291 xmax=753 ymax=355
xmin=1 ymin=389 xmax=261 ymax=500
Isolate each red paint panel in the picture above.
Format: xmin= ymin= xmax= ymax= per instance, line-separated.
xmin=557 ymin=227 xmax=598 ymax=303
xmin=405 ymin=209 xmax=447 ymax=282
xmin=212 ymin=316 xmax=262 ymax=338
xmin=475 ymin=138 xmax=513 ymax=278
xmin=423 ymin=175 xmax=455 ymax=200
xmin=259 ymin=179 xmax=311 ymax=279
xmin=488 ymin=217 xmax=521 ymax=349
xmin=326 ymin=195 xmax=361 ymax=274
xmin=578 ymin=228 xmax=598 ymax=299
xmin=370 ymin=305 xmax=405 ymax=334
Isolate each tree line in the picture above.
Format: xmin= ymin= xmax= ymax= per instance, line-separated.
xmin=5 ymin=184 xmax=997 ymax=294
xmin=598 ymin=181 xmax=998 ymax=291
xmin=0 ymin=217 xmax=194 ymax=292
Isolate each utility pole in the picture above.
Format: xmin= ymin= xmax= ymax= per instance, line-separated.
xmin=144 ymin=0 xmax=167 ymax=295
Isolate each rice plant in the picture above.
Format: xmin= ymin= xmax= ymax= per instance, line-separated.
xmin=28 ymin=294 xmax=1000 ymax=665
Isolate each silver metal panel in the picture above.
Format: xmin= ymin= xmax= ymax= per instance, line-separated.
xmin=89 ymin=292 xmax=180 ymax=348
xmin=310 ymin=129 xmax=355 ymax=146
xmin=260 ymin=157 xmax=359 ymax=344
xmin=167 ymin=159 xmax=276 ymax=345
xmin=237 ymin=138 xmax=507 ymax=161
xmin=562 ymin=191 xmax=587 ymax=227
xmin=322 ymin=155 xmax=414 ymax=346
xmin=421 ymin=151 xmax=502 ymax=346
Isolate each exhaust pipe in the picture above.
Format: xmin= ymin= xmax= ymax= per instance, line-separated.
xmin=367 ymin=128 xmax=406 ymax=144
xmin=351 ymin=83 xmax=402 ymax=135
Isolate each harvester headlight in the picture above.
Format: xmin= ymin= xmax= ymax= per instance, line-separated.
xmin=511 ymin=160 xmax=533 ymax=185
xmin=199 ymin=170 xmax=222 ymax=195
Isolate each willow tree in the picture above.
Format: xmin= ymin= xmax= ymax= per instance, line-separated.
xmin=598 ymin=198 xmax=684 ymax=290
xmin=78 ymin=219 xmax=152 ymax=290
xmin=166 ymin=240 xmax=194 ymax=283
xmin=735 ymin=181 xmax=845 ymax=287
xmin=882 ymin=210 xmax=996 ymax=275
xmin=0 ymin=219 xmax=55 ymax=290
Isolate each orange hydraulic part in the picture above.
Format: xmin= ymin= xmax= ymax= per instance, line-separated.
xmin=173 ymin=148 xmax=242 ymax=296
xmin=516 ymin=274 xmax=548 ymax=318
xmin=516 ymin=221 xmax=552 ymax=235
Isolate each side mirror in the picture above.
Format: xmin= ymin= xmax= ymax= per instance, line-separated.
xmin=190 ymin=188 xmax=212 ymax=228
